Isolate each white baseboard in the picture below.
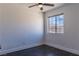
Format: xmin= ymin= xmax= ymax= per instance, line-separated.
xmin=0 ymin=43 xmax=43 ymax=55
xmin=45 ymin=43 xmax=79 ymax=55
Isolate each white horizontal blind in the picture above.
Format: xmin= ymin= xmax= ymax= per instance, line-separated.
xmin=48 ymin=14 xmax=64 ymax=33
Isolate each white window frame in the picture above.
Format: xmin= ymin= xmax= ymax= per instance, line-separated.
xmin=47 ymin=13 xmax=64 ymax=33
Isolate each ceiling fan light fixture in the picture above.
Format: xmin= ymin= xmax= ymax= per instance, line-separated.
xmin=38 ymin=4 xmax=43 ymax=8
xmin=28 ymin=3 xmax=54 ymax=11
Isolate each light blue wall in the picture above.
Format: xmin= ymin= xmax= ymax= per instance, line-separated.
xmin=45 ymin=4 xmax=79 ymax=51
xmin=0 ymin=4 xmax=43 ymax=50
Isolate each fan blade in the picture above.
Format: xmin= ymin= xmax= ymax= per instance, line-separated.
xmin=43 ymin=3 xmax=54 ymax=6
xmin=28 ymin=4 xmax=39 ymax=8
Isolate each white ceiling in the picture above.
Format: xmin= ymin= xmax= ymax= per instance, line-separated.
xmin=25 ymin=3 xmax=65 ymax=12
xmin=0 ymin=3 xmax=65 ymax=12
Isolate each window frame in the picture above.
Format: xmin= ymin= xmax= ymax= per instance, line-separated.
xmin=47 ymin=13 xmax=64 ymax=33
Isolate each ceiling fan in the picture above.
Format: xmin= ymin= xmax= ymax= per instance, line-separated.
xmin=28 ymin=3 xmax=54 ymax=10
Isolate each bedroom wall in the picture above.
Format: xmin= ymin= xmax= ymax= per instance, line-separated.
xmin=44 ymin=4 xmax=79 ymax=54
xmin=0 ymin=4 xmax=43 ymax=51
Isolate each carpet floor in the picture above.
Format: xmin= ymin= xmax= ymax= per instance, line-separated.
xmin=1 ymin=45 xmax=78 ymax=56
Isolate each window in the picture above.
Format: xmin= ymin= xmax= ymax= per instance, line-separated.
xmin=48 ymin=14 xmax=64 ymax=33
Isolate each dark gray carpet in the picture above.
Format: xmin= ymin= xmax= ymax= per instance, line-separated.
xmin=1 ymin=45 xmax=78 ymax=56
